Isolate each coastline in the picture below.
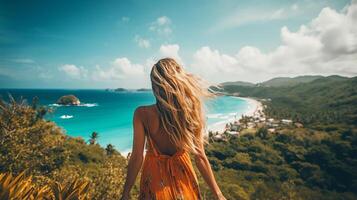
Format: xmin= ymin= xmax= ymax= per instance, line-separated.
xmin=206 ymin=97 xmax=263 ymax=133
xmin=13 ymin=88 xmax=259 ymax=156
xmin=121 ymin=96 xmax=262 ymax=156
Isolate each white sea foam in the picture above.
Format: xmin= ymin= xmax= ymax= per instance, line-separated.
xmin=207 ymin=112 xmax=238 ymax=120
xmin=49 ymin=103 xmax=62 ymax=107
xmin=78 ymin=103 xmax=98 ymax=107
xmin=49 ymin=103 xmax=98 ymax=107
xmin=60 ymin=115 xmax=73 ymax=119
xmin=219 ymin=115 xmax=230 ymax=119
xmin=206 ymin=113 xmax=223 ymax=118
xmin=206 ymin=97 xmax=262 ymax=133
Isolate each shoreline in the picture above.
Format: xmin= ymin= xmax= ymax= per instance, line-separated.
xmin=206 ymin=97 xmax=263 ymax=133
xmin=121 ymin=96 xmax=263 ymax=157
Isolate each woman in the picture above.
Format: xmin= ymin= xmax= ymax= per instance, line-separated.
xmin=120 ymin=58 xmax=226 ymax=200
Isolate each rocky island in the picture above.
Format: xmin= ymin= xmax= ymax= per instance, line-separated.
xmin=136 ymin=88 xmax=151 ymax=92
xmin=114 ymin=88 xmax=127 ymax=92
xmin=56 ymin=95 xmax=81 ymax=105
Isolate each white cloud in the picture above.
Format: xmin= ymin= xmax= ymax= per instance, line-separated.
xmin=92 ymin=57 xmax=150 ymax=88
xmin=93 ymin=57 xmax=144 ymax=80
xmin=291 ymin=3 xmax=299 ymax=11
xmin=193 ymin=47 xmax=237 ymax=72
xmin=312 ymin=6 xmax=357 ymax=55
xmin=157 ymin=16 xmax=171 ymax=25
xmin=159 ymin=44 xmax=183 ymax=65
xmin=149 ymin=16 xmax=173 ymax=36
xmin=134 ymin=35 xmax=151 ymax=48
xmin=57 ymin=58 xmax=149 ymax=88
xmin=190 ymin=47 xmax=241 ymax=82
xmin=59 ymin=64 xmax=88 ymax=79
xmin=145 ymin=57 xmax=156 ymax=70
xmin=191 ymin=1 xmax=357 ymax=82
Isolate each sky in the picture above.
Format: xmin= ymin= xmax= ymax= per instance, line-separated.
xmin=0 ymin=0 xmax=356 ymax=89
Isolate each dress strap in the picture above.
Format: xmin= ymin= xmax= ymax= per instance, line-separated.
xmin=142 ymin=106 xmax=160 ymax=156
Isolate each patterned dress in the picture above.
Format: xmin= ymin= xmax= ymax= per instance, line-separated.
xmin=139 ymin=132 xmax=202 ymax=200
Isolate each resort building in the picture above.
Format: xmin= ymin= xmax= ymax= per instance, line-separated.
xmin=281 ymin=119 xmax=293 ymax=124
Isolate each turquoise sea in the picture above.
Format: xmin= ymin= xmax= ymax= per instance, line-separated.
xmin=0 ymin=89 xmax=250 ymax=152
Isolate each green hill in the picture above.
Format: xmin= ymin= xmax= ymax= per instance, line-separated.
xmin=203 ymin=75 xmax=357 ymax=199
xmin=220 ymin=81 xmax=255 ymax=87
xmin=259 ymin=75 xmax=324 ymax=87
xmin=220 ymin=76 xmax=357 ymax=125
xmin=220 ymin=75 xmax=336 ymax=88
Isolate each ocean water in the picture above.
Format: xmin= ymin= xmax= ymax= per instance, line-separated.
xmin=0 ymin=89 xmax=249 ymax=152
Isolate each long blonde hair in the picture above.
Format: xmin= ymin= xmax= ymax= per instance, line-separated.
xmin=150 ymin=58 xmax=215 ymax=154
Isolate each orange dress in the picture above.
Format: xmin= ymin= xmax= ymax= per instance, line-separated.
xmin=139 ymin=132 xmax=202 ymax=200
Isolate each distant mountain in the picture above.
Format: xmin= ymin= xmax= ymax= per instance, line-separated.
xmin=219 ymin=75 xmax=329 ymax=88
xmin=220 ymin=81 xmax=255 ymax=87
xmin=136 ymin=88 xmax=151 ymax=92
xmin=259 ymin=75 xmax=324 ymax=87
xmin=220 ymin=75 xmax=354 ymax=99
xmin=220 ymin=75 xmax=357 ymax=125
xmin=114 ymin=88 xmax=127 ymax=92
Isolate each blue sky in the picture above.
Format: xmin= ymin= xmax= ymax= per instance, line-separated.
xmin=0 ymin=0 xmax=356 ymax=88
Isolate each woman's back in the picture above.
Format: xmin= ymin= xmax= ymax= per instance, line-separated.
xmin=121 ymin=58 xmax=225 ymax=200
xmin=141 ymin=104 xmax=178 ymax=156
xmin=138 ymin=105 xmax=202 ymax=200
xmin=138 ymin=105 xmax=200 ymax=200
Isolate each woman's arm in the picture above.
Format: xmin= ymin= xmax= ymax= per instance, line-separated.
xmin=194 ymin=141 xmax=226 ymax=200
xmin=120 ymin=107 xmax=146 ymax=200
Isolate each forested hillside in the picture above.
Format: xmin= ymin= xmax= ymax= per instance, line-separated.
xmin=197 ymin=75 xmax=357 ymax=199
xmin=220 ymin=75 xmax=326 ymax=88
xmin=200 ymin=126 xmax=357 ymax=199
xmin=0 ymin=97 xmax=139 ymax=199
xmin=1 ymin=76 xmax=356 ymax=199
xmin=221 ymin=76 xmax=357 ymax=125
xmin=258 ymin=75 xmax=324 ymax=87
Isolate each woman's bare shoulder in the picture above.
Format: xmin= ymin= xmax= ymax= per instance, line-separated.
xmin=134 ymin=104 xmax=156 ymax=116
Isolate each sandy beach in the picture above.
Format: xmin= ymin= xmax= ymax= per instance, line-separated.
xmin=206 ymin=97 xmax=263 ymax=133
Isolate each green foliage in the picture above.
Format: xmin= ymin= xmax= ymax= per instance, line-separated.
xmin=105 ymin=144 xmax=117 ymax=156
xmin=222 ymin=76 xmax=357 ymax=126
xmin=0 ymin=96 xmax=67 ymax=175
xmin=2 ymin=74 xmax=357 ymax=200
xmin=259 ymin=75 xmax=324 ymax=87
xmin=56 ymin=95 xmax=80 ymax=105
xmin=89 ymin=132 xmax=99 ymax=145
xmin=203 ymin=75 xmax=357 ymax=199
xmin=199 ymin=127 xmax=357 ymax=199
xmin=0 ymin=171 xmax=90 ymax=200
xmin=0 ymin=96 xmax=132 ymax=199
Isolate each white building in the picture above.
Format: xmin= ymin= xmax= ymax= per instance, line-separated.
xmin=282 ymin=119 xmax=293 ymax=124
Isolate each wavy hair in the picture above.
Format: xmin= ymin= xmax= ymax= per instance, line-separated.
xmin=150 ymin=58 xmax=215 ymax=154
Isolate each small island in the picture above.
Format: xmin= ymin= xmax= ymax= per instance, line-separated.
xmin=56 ymin=95 xmax=81 ymax=105
xmin=114 ymin=88 xmax=127 ymax=92
xmin=136 ymin=88 xmax=151 ymax=92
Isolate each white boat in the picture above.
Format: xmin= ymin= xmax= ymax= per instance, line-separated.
xmin=60 ymin=115 xmax=73 ymax=119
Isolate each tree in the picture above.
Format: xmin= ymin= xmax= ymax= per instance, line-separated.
xmin=256 ymin=127 xmax=268 ymax=139
xmin=89 ymin=132 xmax=99 ymax=145
xmin=105 ymin=144 xmax=115 ymax=156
